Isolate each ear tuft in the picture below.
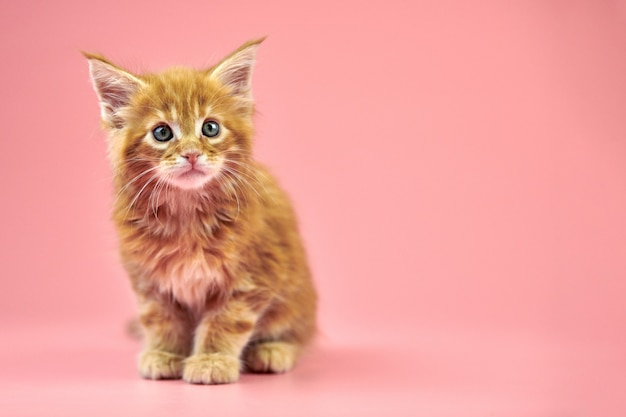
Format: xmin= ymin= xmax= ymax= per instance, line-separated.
xmin=84 ymin=53 xmax=143 ymax=128
xmin=210 ymin=38 xmax=265 ymax=99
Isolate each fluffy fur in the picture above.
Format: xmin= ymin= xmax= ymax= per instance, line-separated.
xmin=85 ymin=39 xmax=316 ymax=384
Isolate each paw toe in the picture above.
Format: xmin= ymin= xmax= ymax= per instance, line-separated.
xmin=244 ymin=342 xmax=299 ymax=373
xmin=183 ymin=353 xmax=240 ymax=384
xmin=138 ymin=350 xmax=184 ymax=380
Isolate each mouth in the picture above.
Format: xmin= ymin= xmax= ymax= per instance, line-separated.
xmin=169 ymin=166 xmax=214 ymax=189
xmin=177 ymin=168 xmax=207 ymax=180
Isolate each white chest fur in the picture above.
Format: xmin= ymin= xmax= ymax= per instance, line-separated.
xmin=155 ymin=251 xmax=223 ymax=308
xmin=130 ymin=204 xmax=227 ymax=307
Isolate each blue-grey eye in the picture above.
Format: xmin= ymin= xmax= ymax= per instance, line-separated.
xmin=202 ymin=120 xmax=220 ymax=138
xmin=152 ymin=125 xmax=173 ymax=142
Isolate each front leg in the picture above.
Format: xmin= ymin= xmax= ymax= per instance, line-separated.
xmin=183 ymin=297 xmax=263 ymax=384
xmin=137 ymin=296 xmax=193 ymax=380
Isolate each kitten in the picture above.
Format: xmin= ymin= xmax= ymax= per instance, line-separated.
xmin=84 ymin=39 xmax=316 ymax=384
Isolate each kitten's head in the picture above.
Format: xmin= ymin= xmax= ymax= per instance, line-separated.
xmin=85 ymin=39 xmax=262 ymax=191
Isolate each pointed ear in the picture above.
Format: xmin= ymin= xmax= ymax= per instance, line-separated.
xmin=209 ymin=38 xmax=264 ymax=100
xmin=83 ymin=52 xmax=143 ymax=128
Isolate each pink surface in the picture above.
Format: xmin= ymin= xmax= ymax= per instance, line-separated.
xmin=1 ymin=0 xmax=626 ymax=415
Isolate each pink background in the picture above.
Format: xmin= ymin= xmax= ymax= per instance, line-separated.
xmin=1 ymin=0 xmax=625 ymax=415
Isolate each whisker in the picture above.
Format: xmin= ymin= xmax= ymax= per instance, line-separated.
xmin=221 ymin=168 xmax=251 ymax=199
xmin=148 ymin=175 xmax=168 ymax=225
xmin=216 ymin=174 xmax=241 ymax=219
xmin=224 ymin=159 xmax=269 ymax=192
xmin=123 ymin=174 xmax=159 ymax=222
xmin=113 ymin=165 xmax=162 ymax=207
xmin=221 ymin=165 xmax=264 ymax=200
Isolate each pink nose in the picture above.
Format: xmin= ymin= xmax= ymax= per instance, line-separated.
xmin=183 ymin=152 xmax=200 ymax=166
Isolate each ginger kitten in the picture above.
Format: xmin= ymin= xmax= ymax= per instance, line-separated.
xmin=85 ymin=39 xmax=316 ymax=384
